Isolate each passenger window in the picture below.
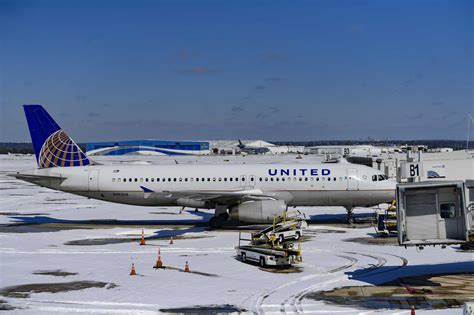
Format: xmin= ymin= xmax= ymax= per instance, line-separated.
xmin=145 ymin=178 xmax=148 ymax=182
xmin=235 ymin=177 xmax=239 ymax=181
xmin=118 ymin=178 xmax=121 ymax=182
xmin=304 ymin=177 xmax=308 ymax=181
xmin=207 ymin=178 xmax=211 ymax=182
xmin=213 ymin=178 xmax=216 ymax=182
xmin=282 ymin=178 xmax=285 ymax=181
xmin=299 ymin=178 xmax=302 ymax=181
xmin=334 ymin=177 xmax=336 ymax=181
xmin=276 ymin=178 xmax=279 ymax=181
xmin=179 ymin=178 xmax=182 ymax=182
xmin=316 ymin=177 xmax=319 ymax=181
xmin=151 ymin=178 xmax=154 ymax=182
xmin=440 ymin=203 xmax=456 ymax=219
xmin=265 ymin=177 xmax=268 ymax=181
xmin=372 ymin=175 xmax=377 ymax=181
xmin=135 ymin=178 xmax=138 ymax=182
xmin=168 ymin=178 xmax=171 ymax=182
xmin=173 ymin=178 xmax=177 ymax=182
xmin=218 ymin=178 xmax=222 ymax=182
xmin=270 ymin=178 xmax=274 ymax=181
xmin=112 ymin=178 xmax=115 ymax=182
xmin=250 ymin=177 xmax=254 ymax=181
xmin=185 ymin=178 xmax=188 ymax=182
xmin=328 ymin=177 xmax=331 ymax=181
xmin=229 ymin=178 xmax=233 ymax=182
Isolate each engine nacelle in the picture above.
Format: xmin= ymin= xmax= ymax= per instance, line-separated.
xmin=230 ymin=200 xmax=286 ymax=223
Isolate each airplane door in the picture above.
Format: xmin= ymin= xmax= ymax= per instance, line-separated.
xmin=249 ymin=175 xmax=256 ymax=189
xmin=347 ymin=169 xmax=358 ymax=190
xmin=240 ymin=175 xmax=247 ymax=189
xmin=88 ymin=170 xmax=100 ymax=191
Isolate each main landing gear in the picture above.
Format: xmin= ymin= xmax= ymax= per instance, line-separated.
xmin=345 ymin=206 xmax=355 ymax=224
xmin=209 ymin=213 xmax=229 ymax=229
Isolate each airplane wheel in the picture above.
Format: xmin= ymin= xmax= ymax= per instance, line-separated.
xmin=259 ymin=257 xmax=266 ymax=268
xmin=241 ymin=253 xmax=246 ymax=263
xmin=209 ymin=213 xmax=229 ymax=229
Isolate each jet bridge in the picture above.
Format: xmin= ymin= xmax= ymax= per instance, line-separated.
xmin=397 ymin=180 xmax=474 ymax=248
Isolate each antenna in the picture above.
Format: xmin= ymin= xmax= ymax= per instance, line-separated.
xmin=468 ymin=113 xmax=474 ymax=150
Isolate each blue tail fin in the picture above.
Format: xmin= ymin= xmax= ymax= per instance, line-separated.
xmin=23 ymin=105 xmax=93 ymax=168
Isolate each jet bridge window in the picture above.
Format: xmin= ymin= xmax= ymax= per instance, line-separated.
xmin=440 ymin=203 xmax=456 ymax=219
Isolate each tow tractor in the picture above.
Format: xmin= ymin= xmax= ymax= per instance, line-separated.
xmin=236 ymin=210 xmax=306 ymax=267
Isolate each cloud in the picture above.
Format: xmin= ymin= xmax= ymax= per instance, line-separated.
xmin=259 ymin=52 xmax=288 ymax=64
xmin=75 ymin=95 xmax=87 ymax=102
xmin=87 ymin=112 xmax=101 ymax=118
xmin=176 ymin=66 xmax=219 ymax=74
xmin=406 ymin=113 xmax=424 ymax=120
xmin=350 ymin=25 xmax=364 ymax=33
xmin=253 ymin=85 xmax=266 ymax=91
xmin=230 ymin=105 xmax=244 ymax=113
xmin=172 ymin=49 xmax=199 ymax=61
xmin=265 ymin=77 xmax=284 ymax=83
xmin=269 ymin=106 xmax=279 ymax=114
xmin=256 ymin=113 xmax=267 ymax=119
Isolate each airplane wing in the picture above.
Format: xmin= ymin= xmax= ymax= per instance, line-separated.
xmin=139 ymin=186 xmax=277 ymax=204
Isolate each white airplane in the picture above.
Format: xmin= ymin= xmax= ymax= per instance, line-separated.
xmin=13 ymin=105 xmax=396 ymax=227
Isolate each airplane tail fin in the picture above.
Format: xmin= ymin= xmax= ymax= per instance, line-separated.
xmin=23 ymin=105 xmax=93 ymax=168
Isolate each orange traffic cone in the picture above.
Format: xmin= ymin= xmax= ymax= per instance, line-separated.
xmin=139 ymin=229 xmax=146 ymax=246
xmin=411 ymin=305 xmax=415 ymax=315
xmin=130 ymin=263 xmax=137 ymax=276
xmin=169 ymin=236 xmax=174 ymax=245
xmin=184 ymin=261 xmax=189 ymax=272
xmin=154 ymin=248 xmax=163 ymax=269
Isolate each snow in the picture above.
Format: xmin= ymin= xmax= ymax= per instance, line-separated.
xmin=0 ymin=155 xmax=472 ymax=314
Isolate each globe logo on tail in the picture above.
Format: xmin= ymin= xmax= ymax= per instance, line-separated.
xmin=38 ymin=130 xmax=92 ymax=168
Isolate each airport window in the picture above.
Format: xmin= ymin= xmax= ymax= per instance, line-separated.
xmin=372 ymin=175 xmax=377 ymax=181
xmin=112 ymin=178 xmax=115 ymax=182
xmin=440 ymin=203 xmax=456 ymax=219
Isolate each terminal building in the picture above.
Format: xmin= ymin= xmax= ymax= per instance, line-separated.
xmin=86 ymin=140 xmax=210 ymax=156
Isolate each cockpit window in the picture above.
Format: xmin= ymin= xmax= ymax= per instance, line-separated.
xmin=372 ymin=175 xmax=377 ymax=181
xmin=379 ymin=175 xmax=388 ymax=181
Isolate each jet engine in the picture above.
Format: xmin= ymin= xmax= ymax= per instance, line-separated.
xmin=230 ymin=200 xmax=286 ymax=223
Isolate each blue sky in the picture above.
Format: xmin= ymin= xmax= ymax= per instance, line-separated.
xmin=1 ymin=0 xmax=472 ymax=142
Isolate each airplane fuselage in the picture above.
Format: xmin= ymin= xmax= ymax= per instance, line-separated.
xmin=18 ymin=163 xmax=396 ymax=208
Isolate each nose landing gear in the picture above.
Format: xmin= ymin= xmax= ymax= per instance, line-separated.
xmin=345 ymin=206 xmax=354 ymax=224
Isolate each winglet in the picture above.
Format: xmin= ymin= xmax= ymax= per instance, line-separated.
xmin=140 ymin=186 xmax=154 ymax=193
xmin=140 ymin=186 xmax=154 ymax=199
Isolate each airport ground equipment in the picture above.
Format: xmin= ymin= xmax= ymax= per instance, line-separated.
xmin=375 ymin=200 xmax=398 ymax=236
xmin=236 ymin=211 xmax=305 ymax=267
xmin=252 ymin=210 xmax=307 ymax=245
xmin=236 ymin=232 xmax=302 ymax=267
xmin=397 ymin=180 xmax=474 ymax=249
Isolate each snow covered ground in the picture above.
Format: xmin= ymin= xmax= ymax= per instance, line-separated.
xmin=0 ymin=155 xmax=472 ymax=314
